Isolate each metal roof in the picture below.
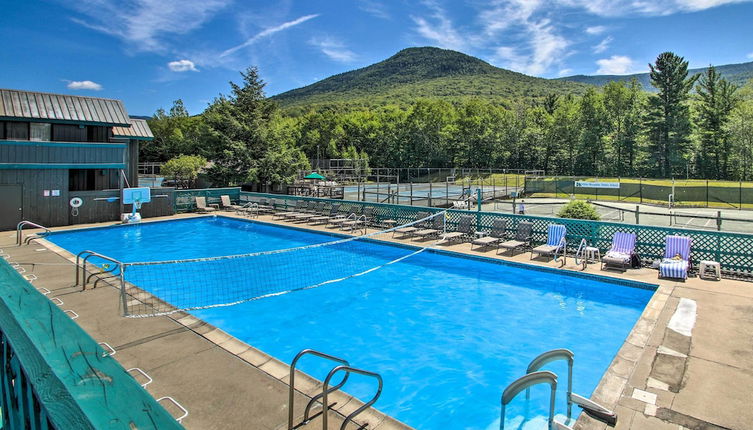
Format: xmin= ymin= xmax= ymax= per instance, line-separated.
xmin=0 ymin=89 xmax=131 ymax=126
xmin=112 ymin=118 xmax=154 ymax=140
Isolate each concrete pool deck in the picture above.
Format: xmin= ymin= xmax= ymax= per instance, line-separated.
xmin=3 ymin=211 xmax=753 ymax=429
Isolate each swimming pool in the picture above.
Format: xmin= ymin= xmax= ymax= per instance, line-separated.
xmin=49 ymin=216 xmax=655 ymax=429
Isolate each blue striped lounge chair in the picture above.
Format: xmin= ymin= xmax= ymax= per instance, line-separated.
xmin=601 ymin=232 xmax=637 ymax=271
xmin=659 ymin=235 xmax=692 ymax=279
xmin=530 ymin=224 xmax=567 ymax=261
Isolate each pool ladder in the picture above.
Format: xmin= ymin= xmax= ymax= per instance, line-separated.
xmin=500 ymin=349 xmax=617 ymax=430
xmin=574 ymin=239 xmax=588 ymax=270
xmin=16 ymin=220 xmax=51 ymax=246
xmin=288 ymin=349 xmax=383 ymax=430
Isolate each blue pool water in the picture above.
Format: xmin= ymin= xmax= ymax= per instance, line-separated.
xmin=49 ymin=216 xmax=654 ymax=429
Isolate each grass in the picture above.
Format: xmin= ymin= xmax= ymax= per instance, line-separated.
xmin=453 ymin=173 xmax=525 ymax=187
xmin=528 ymin=192 xmax=753 ymax=209
xmin=536 ymin=177 xmax=753 ymax=188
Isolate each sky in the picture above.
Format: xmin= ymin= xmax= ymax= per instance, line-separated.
xmin=2 ymin=0 xmax=753 ymax=116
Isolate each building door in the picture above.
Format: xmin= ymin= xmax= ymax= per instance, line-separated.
xmin=0 ymin=185 xmax=23 ymax=231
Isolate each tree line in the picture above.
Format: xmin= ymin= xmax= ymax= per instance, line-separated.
xmin=143 ymin=52 xmax=753 ymax=186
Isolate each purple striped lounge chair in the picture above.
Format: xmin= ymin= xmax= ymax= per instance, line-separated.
xmin=659 ymin=235 xmax=692 ymax=279
xmin=601 ymin=232 xmax=637 ymax=271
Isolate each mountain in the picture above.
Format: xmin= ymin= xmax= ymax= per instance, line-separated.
xmin=559 ymin=61 xmax=753 ymax=91
xmin=270 ymin=47 xmax=592 ymax=111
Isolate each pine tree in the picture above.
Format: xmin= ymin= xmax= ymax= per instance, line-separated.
xmin=603 ymin=80 xmax=644 ymax=176
xmin=646 ymin=52 xmax=698 ymax=178
xmin=695 ymin=66 xmax=739 ymax=178
xmin=203 ymin=67 xmax=308 ymax=187
xmin=577 ymin=88 xmax=607 ymax=175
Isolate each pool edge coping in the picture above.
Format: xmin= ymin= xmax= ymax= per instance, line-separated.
xmin=37 ymin=213 xmax=674 ymax=430
xmin=36 ymin=230 xmax=413 ymax=430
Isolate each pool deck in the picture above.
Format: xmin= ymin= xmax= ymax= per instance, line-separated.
xmin=4 ymin=211 xmax=753 ymax=430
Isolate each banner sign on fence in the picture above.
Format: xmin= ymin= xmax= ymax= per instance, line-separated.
xmin=574 ymin=181 xmax=620 ymax=189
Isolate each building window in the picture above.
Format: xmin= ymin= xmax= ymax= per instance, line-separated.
xmin=6 ymin=122 xmax=29 ymax=140
xmin=69 ymin=169 xmax=96 ymax=191
xmin=69 ymin=169 xmax=120 ymax=191
xmin=30 ymin=123 xmax=51 ymax=141
xmin=52 ymin=124 xmax=87 ymax=142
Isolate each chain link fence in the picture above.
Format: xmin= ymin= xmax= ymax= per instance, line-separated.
xmin=525 ymin=176 xmax=753 ymax=209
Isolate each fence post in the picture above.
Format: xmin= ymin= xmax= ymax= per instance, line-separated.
xmin=639 ymin=178 xmax=643 ymax=203
xmin=618 ymin=177 xmax=621 ymax=201
xmin=410 ymin=182 xmax=414 ymax=206
xmin=429 ymin=182 xmax=433 ymax=207
xmin=706 ymin=180 xmax=709 ymax=208
xmin=635 ymin=205 xmax=640 ymax=225
xmin=740 ymin=181 xmax=743 ymax=210
xmin=716 ymin=211 xmax=722 ymax=231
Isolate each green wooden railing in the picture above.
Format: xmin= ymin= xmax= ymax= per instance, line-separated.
xmin=241 ymin=192 xmax=753 ymax=276
xmin=174 ymin=187 xmax=241 ymax=213
xmin=0 ymin=260 xmax=182 ymax=429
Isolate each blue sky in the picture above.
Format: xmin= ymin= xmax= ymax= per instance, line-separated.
xmin=2 ymin=0 xmax=752 ymax=116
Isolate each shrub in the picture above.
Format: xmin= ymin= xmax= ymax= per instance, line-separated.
xmin=557 ymin=200 xmax=601 ymax=220
xmin=161 ymin=154 xmax=207 ymax=189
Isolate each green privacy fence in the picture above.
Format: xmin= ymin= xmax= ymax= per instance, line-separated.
xmin=174 ymin=187 xmax=241 ymax=212
xmin=525 ymin=176 xmax=753 ymax=208
xmin=0 ymin=260 xmax=182 ymax=429
xmin=241 ymin=192 xmax=753 ymax=277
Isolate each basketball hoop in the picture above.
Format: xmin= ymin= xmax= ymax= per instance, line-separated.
xmin=122 ymin=187 xmax=151 ymax=223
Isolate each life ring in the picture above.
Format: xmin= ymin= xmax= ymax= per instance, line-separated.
xmin=70 ymin=197 xmax=83 ymax=208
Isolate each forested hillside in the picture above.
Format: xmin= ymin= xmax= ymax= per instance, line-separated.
xmin=271 ymin=47 xmax=592 ymax=111
xmin=560 ymin=61 xmax=753 ymax=90
xmin=144 ymin=49 xmax=753 ymax=187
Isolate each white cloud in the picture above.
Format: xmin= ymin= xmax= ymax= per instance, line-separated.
xmin=168 ymin=59 xmax=198 ymax=72
xmin=558 ymin=68 xmax=573 ymax=76
xmin=67 ymin=80 xmax=103 ymax=91
xmin=309 ymin=37 xmax=358 ymax=63
xmin=748 ymin=52 xmax=753 ymax=59
xmin=67 ymin=0 xmax=231 ymax=53
xmin=411 ymin=0 xmax=469 ymax=51
xmin=596 ymin=55 xmax=635 ymax=74
xmin=358 ymin=0 xmax=390 ymax=19
xmin=478 ymin=0 xmax=543 ymax=35
xmin=585 ymin=25 xmax=607 ymax=34
xmin=220 ymin=14 xmax=320 ymax=58
xmin=557 ymin=0 xmax=753 ymax=16
xmin=593 ymin=36 xmax=613 ymax=54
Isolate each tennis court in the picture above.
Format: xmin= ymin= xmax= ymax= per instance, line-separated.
xmin=483 ymin=198 xmax=753 ymax=234
xmin=344 ymin=183 xmax=518 ymax=206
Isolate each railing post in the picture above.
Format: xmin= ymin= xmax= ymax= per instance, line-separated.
xmin=120 ymin=264 xmax=128 ymax=316
xmin=717 ymin=211 xmax=722 ymax=231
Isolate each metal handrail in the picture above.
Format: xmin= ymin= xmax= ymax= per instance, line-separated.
xmin=552 ymin=237 xmax=567 ymax=266
xmin=500 ymin=371 xmax=558 ymax=430
xmin=574 ymin=239 xmax=588 ymax=270
xmin=75 ymin=250 xmax=124 ymax=290
xmin=322 ymin=365 xmax=383 ymax=430
xmin=357 ymin=214 xmax=368 ymax=235
xmin=157 ymin=397 xmax=188 ymax=423
xmin=16 ymin=221 xmax=51 ymax=246
xmin=526 ymin=349 xmax=574 ymax=419
xmin=288 ymin=349 xmax=350 ymax=430
xmin=524 ymin=349 xmax=617 ymax=427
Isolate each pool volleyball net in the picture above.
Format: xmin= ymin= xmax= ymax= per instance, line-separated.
xmin=116 ymin=213 xmax=447 ymax=317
